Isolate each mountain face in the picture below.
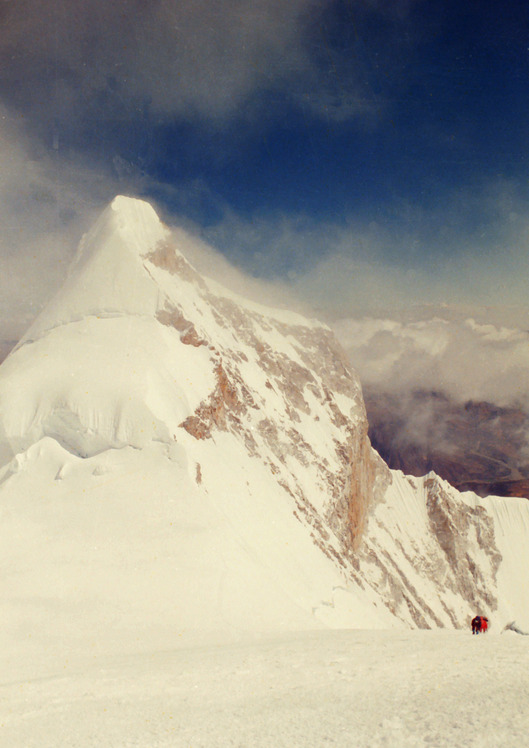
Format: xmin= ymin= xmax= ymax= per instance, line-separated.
xmin=0 ymin=195 xmax=384 ymax=554
xmin=1 ymin=196 xmax=528 ymax=653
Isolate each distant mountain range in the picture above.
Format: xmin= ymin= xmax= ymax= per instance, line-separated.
xmin=365 ymin=388 xmax=529 ymax=500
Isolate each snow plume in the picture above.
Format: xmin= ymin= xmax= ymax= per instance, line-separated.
xmin=165 ymin=225 xmax=309 ymax=318
xmin=0 ymin=107 xmax=125 ymax=341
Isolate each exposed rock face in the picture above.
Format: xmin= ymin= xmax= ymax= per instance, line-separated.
xmin=156 ymin=306 xmax=207 ymax=348
xmin=357 ymin=471 xmax=503 ymax=628
xmin=423 ymin=475 xmax=501 ymax=612
xmin=328 ymin=421 xmax=390 ymax=553
xmin=146 ymin=239 xmax=385 ymax=553
xmin=365 ymin=388 xmax=529 ymax=499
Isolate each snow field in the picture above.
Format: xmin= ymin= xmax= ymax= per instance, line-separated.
xmin=0 ymin=434 xmax=391 ymax=671
xmin=1 ymin=629 xmax=528 ymax=747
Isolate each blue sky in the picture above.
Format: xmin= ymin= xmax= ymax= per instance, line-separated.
xmin=0 ymin=0 xmax=528 ymax=329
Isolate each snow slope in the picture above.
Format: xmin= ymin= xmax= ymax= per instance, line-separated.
xmin=0 ymin=438 xmax=389 ymax=664
xmin=481 ymin=492 xmax=529 ymax=629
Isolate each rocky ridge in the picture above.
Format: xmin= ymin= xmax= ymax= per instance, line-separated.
xmin=144 ymin=233 xmax=387 ymax=559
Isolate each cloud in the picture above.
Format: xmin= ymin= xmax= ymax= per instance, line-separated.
xmin=0 ymin=0 xmax=423 ymax=141
xmin=166 ymin=224 xmax=309 ymax=316
xmin=0 ymin=106 xmax=125 ymax=338
xmin=331 ymin=313 xmax=529 ymax=409
xmin=195 ymin=176 xmax=529 ymax=320
xmin=0 ymin=1 xmax=329 ymax=126
xmin=330 ymin=309 xmax=529 ymax=484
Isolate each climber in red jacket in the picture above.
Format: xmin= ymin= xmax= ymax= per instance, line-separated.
xmin=471 ymin=615 xmax=489 ymax=634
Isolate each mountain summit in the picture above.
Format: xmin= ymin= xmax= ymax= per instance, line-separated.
xmin=1 ymin=196 xmax=528 ymax=653
xmin=0 ymin=195 xmax=382 ymax=549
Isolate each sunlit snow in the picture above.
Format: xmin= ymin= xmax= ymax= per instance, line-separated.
xmin=2 ymin=630 xmax=529 ymax=747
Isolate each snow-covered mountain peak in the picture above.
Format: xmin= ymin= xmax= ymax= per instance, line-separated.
xmin=102 ymin=194 xmax=168 ymax=249
xmin=0 ymin=196 xmax=382 ymax=550
xmin=1 ymin=196 xmax=528 ymax=642
xmin=18 ymin=196 xmax=173 ymax=339
xmin=23 ymin=195 xmax=316 ymax=342
xmin=85 ymin=194 xmax=170 ymax=261
xmin=109 ymin=193 xmax=164 ymax=234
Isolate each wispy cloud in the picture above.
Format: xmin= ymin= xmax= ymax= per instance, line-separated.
xmin=196 ymin=177 xmax=529 ymax=318
xmin=0 ymin=106 xmax=123 ymax=337
xmin=0 ymin=0 xmax=404 ymax=135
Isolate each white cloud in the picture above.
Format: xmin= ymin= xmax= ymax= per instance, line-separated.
xmin=166 ymin=224 xmax=308 ymax=315
xmin=0 ymin=0 xmax=384 ymax=128
xmin=332 ymin=312 xmax=529 ymax=409
xmin=0 ymin=107 xmax=123 ymax=338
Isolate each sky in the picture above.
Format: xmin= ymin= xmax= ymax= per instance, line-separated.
xmin=1 ymin=0 xmax=529 ymax=338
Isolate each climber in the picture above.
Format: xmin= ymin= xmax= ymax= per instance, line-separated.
xmin=471 ymin=615 xmax=489 ymax=634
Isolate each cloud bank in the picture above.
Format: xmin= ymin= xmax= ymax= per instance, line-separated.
xmin=332 ymin=313 xmax=529 ymax=410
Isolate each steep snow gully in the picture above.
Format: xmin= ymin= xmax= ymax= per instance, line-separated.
xmin=0 ymin=195 xmax=528 ymax=652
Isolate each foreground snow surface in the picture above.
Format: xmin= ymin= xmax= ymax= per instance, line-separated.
xmin=2 ymin=630 xmax=528 ymax=747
